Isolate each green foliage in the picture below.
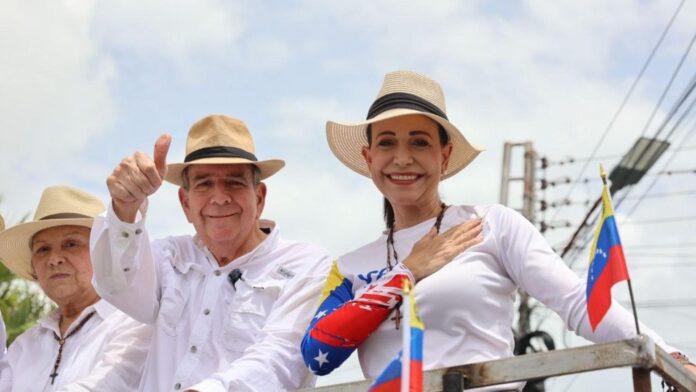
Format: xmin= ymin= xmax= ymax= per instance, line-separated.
xmin=0 ymin=263 xmax=54 ymax=344
xmin=0 ymin=203 xmax=54 ymax=346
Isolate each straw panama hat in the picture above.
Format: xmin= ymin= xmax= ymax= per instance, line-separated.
xmin=165 ymin=114 xmax=285 ymax=186
xmin=0 ymin=185 xmax=105 ymax=280
xmin=326 ymin=70 xmax=485 ymax=179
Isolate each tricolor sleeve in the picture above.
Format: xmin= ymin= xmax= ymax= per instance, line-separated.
xmin=301 ymin=261 xmax=413 ymax=375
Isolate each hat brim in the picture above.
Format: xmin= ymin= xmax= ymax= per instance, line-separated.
xmin=326 ymin=108 xmax=485 ymax=179
xmin=0 ymin=218 xmax=94 ymax=281
xmin=165 ymin=157 xmax=286 ymax=186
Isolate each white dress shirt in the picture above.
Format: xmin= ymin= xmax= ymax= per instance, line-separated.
xmin=337 ymin=204 xmax=675 ymax=390
xmin=90 ymin=204 xmax=332 ymax=392
xmin=0 ymin=299 xmax=150 ymax=392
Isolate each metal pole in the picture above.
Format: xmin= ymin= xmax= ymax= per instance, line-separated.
xmin=500 ymin=142 xmax=512 ymax=205
xmin=632 ymin=368 xmax=652 ymax=392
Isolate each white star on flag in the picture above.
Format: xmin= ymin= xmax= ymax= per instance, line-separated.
xmin=314 ymin=349 xmax=330 ymax=367
xmin=314 ymin=309 xmax=328 ymax=319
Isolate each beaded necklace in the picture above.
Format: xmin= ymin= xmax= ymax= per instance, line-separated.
xmin=49 ymin=311 xmax=96 ymax=385
xmin=386 ymin=203 xmax=448 ymax=329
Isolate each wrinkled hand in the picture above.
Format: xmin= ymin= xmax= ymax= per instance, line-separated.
xmin=403 ymin=218 xmax=483 ymax=281
xmin=107 ymin=134 xmax=171 ymax=222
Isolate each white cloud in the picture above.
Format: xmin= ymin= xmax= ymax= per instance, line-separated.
xmin=93 ymin=0 xmax=246 ymax=68
xmin=0 ymin=0 xmax=116 ymax=220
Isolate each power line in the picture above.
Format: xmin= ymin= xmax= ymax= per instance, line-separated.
xmin=541 ymin=145 xmax=696 ymax=167
xmin=620 ymin=116 xmax=696 ymax=222
xmin=638 ymin=27 xmax=696 ymax=138
xmin=562 ymin=71 xmax=696 ymax=266
xmin=624 ymin=242 xmax=696 ymax=249
xmin=548 ymin=0 xmax=686 ymax=223
xmin=622 ymin=216 xmax=696 ymax=225
xmin=540 ymin=168 xmax=696 ymax=189
xmin=619 ymin=298 xmax=696 ymax=308
xmin=541 ymin=189 xmax=696 ymax=211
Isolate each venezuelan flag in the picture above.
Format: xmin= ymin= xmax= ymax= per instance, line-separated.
xmin=586 ymin=167 xmax=630 ymax=331
xmin=368 ymin=281 xmax=424 ymax=392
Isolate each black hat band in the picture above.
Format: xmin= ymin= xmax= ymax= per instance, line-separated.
xmin=366 ymin=92 xmax=448 ymax=120
xmin=185 ymin=146 xmax=258 ymax=163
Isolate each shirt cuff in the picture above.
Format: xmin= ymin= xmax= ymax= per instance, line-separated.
xmin=393 ymin=262 xmax=416 ymax=285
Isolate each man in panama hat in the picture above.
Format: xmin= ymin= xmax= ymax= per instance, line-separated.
xmin=91 ymin=114 xmax=331 ymax=391
xmin=0 ymin=186 xmax=150 ymax=391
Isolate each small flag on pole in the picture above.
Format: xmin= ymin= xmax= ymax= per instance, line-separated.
xmin=367 ymin=280 xmax=424 ymax=392
xmin=586 ymin=164 xmax=639 ymax=333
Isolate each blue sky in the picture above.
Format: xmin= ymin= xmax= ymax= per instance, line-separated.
xmin=2 ymin=1 xmax=696 ymax=390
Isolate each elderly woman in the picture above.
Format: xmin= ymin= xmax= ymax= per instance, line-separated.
xmin=0 ymin=185 xmax=150 ymax=391
xmin=301 ymin=70 xmax=694 ymax=390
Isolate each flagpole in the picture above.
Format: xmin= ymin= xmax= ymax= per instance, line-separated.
xmin=600 ymin=164 xmax=641 ymax=336
xmin=401 ymin=280 xmax=411 ymax=392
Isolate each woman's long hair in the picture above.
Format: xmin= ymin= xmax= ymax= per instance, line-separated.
xmin=365 ymin=122 xmax=450 ymax=229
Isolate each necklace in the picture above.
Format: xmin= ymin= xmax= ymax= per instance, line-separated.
xmin=49 ymin=311 xmax=96 ymax=385
xmin=386 ymin=203 xmax=448 ymax=329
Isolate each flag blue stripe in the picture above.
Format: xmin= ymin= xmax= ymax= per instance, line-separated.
xmin=586 ymin=216 xmax=622 ymax=297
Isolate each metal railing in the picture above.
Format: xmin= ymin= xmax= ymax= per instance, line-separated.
xmin=301 ymin=335 xmax=696 ymax=391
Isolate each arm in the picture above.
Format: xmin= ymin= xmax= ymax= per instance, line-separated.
xmin=56 ymin=316 xmax=152 ymax=392
xmin=185 ymin=254 xmax=340 ymax=392
xmin=90 ymin=204 xmax=160 ymax=324
xmin=302 ymin=261 xmax=412 ymax=376
xmin=0 ymin=358 xmax=11 ymax=391
xmin=90 ymin=134 xmax=171 ymax=324
xmin=491 ymin=205 xmax=677 ymax=350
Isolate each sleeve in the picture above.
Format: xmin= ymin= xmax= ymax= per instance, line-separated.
xmin=0 ymin=358 xmax=10 ymax=391
xmin=300 ymin=261 xmax=414 ymax=376
xmin=184 ymin=251 xmax=333 ymax=392
xmin=0 ymin=312 xmax=8 ymax=390
xmin=56 ymin=316 xmax=153 ymax=392
xmin=90 ymin=202 xmax=160 ymax=324
xmin=489 ymin=204 xmax=677 ymax=352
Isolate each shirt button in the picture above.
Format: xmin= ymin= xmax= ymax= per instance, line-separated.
xmin=135 ymin=228 xmax=143 ymax=235
xmin=174 ymin=382 xmax=181 ymax=390
xmin=214 ymin=270 xmax=221 ymax=276
xmin=121 ymin=231 xmax=129 ymax=238
xmin=203 ymin=309 xmax=210 ymax=315
xmin=190 ymin=345 xmax=198 ymax=353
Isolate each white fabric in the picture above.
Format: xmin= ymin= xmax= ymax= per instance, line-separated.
xmin=0 ymin=310 xmax=6 ymax=359
xmin=338 ymin=204 xmax=674 ymax=390
xmin=0 ymin=299 xmax=150 ymax=392
xmin=90 ymin=203 xmax=332 ymax=392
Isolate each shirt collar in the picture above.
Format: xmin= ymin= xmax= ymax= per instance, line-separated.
xmin=172 ymin=219 xmax=280 ymax=273
xmin=38 ymin=299 xmax=112 ymax=335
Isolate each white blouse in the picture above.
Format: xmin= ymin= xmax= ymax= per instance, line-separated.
xmin=336 ymin=204 xmax=674 ymax=389
xmin=0 ymin=299 xmax=150 ymax=392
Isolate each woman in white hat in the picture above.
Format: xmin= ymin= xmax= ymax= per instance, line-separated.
xmin=301 ymin=70 xmax=693 ymax=388
xmin=0 ymin=185 xmax=150 ymax=391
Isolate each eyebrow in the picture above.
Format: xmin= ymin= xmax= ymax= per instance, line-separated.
xmin=374 ymin=130 xmax=433 ymax=137
xmin=191 ymin=173 xmax=248 ymax=182
xmin=409 ymin=130 xmax=433 ymax=137
xmin=31 ymin=231 xmax=88 ymax=246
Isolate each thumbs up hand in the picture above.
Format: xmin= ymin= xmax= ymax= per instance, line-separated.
xmin=107 ymin=134 xmax=172 ymax=223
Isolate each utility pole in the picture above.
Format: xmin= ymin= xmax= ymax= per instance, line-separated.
xmin=500 ymin=141 xmax=537 ymax=336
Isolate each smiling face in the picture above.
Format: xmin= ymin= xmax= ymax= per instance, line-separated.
xmin=179 ymin=164 xmax=266 ymax=259
xmin=362 ymin=114 xmax=452 ymax=211
xmin=30 ymin=225 xmax=98 ymax=306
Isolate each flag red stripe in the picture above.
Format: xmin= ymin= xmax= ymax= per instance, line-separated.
xmin=410 ymin=360 xmax=423 ymax=391
xmin=587 ymin=245 xmax=629 ymax=331
xmin=368 ymin=378 xmax=400 ymax=392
